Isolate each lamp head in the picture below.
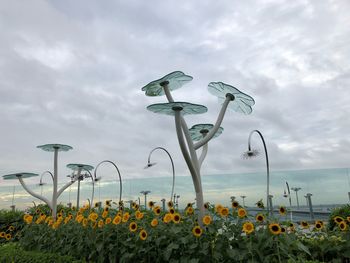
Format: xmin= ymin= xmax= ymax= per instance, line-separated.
xmin=144 ymin=162 xmax=157 ymax=169
xmin=242 ymin=149 xmax=259 ymax=159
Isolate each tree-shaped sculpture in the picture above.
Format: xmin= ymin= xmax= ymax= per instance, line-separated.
xmin=142 ymin=71 xmax=255 ymax=220
xmin=2 ymin=144 xmax=80 ymax=220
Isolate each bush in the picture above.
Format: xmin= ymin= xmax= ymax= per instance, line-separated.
xmin=328 ymin=204 xmax=350 ymax=230
xmin=0 ymin=243 xmax=85 ymax=263
xmin=0 ymin=209 xmax=25 ymax=243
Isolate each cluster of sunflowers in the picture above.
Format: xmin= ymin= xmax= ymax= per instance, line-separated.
xmin=0 ymin=225 xmax=15 ymax=241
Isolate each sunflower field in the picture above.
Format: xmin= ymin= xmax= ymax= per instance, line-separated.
xmin=1 ymin=201 xmax=350 ymax=262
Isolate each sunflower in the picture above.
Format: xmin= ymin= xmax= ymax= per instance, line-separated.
xmin=105 ymin=217 xmax=112 ymax=224
xmin=347 ymin=216 xmax=350 ymax=223
xmin=82 ymin=218 xmax=88 ymax=227
xmin=255 ymin=213 xmax=265 ymax=223
xmin=8 ymin=226 xmax=15 ymax=231
xmin=269 ymin=223 xmax=281 ymax=235
xmin=301 ymin=221 xmax=309 ymax=229
xmin=0 ymin=232 xmax=5 ymax=238
xmin=112 ymin=215 xmax=122 ymax=225
xmin=5 ymin=234 xmax=12 ymax=240
xmin=231 ymin=201 xmax=239 ymax=209
xmin=185 ymin=207 xmax=194 ymax=215
xmin=187 ymin=203 xmax=193 ymax=208
xmin=151 ymin=218 xmax=158 ymax=227
xmin=215 ymin=204 xmax=223 ymax=214
xmin=94 ymin=202 xmax=99 ymax=208
xmin=242 ymin=222 xmax=255 ymax=234
xmin=131 ymin=202 xmax=137 ymax=209
xmin=129 ymin=222 xmax=137 ymax=232
xmin=122 ymin=212 xmax=130 ymax=223
xmin=163 ymin=213 xmax=173 ymax=224
xmin=202 ymin=215 xmax=212 ymax=226
xmin=204 ymin=202 xmax=210 ymax=209
xmin=172 ymin=213 xmax=181 ymax=224
xmin=256 ymin=199 xmax=264 ymax=209
xmin=105 ymin=200 xmax=111 ymax=207
xmin=169 ymin=208 xmax=175 ymax=214
xmin=153 ymin=206 xmax=161 ymax=215
xmin=339 ymin=221 xmax=348 ymax=231
xmin=98 ymin=219 xmax=104 ymax=228
xmin=148 ymin=201 xmax=155 ymax=208
xmin=88 ymin=212 xmax=98 ymax=222
xmin=167 ymin=201 xmax=174 ymax=208
xmin=281 ymin=227 xmax=286 ymax=234
xmin=139 ymin=229 xmax=148 ymax=240
xmin=220 ymin=207 xmax=229 ymax=217
xmin=134 ymin=204 xmax=140 ymax=210
xmin=238 ymin=208 xmax=247 ymax=218
xmin=279 ymin=206 xmax=286 ymax=216
xmin=333 ymin=216 xmax=344 ymax=224
xmin=102 ymin=211 xmax=108 ymax=219
xmin=314 ymin=222 xmax=323 ymax=230
xmin=192 ymin=226 xmax=203 ymax=237
xmin=136 ymin=211 xmax=144 ymax=220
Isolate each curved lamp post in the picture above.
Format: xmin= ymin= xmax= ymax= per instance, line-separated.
xmin=2 ymin=144 xmax=78 ymax=220
xmin=94 ymin=160 xmax=123 ymax=204
xmin=142 ymin=71 xmax=255 ymax=221
xmin=285 ymin=181 xmax=293 ymax=221
xmin=240 ymin=195 xmax=246 ymax=207
xmin=66 ymin=163 xmax=94 ymax=209
xmin=145 ymin=147 xmax=175 ymax=202
xmin=243 ymin=130 xmax=271 ymax=215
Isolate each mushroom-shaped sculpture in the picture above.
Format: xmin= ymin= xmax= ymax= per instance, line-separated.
xmin=66 ymin=163 xmax=94 ymax=209
xmin=142 ymin=71 xmax=193 ymax=97
xmin=142 ymin=71 xmax=255 ymax=224
xmin=3 ymin=172 xmax=39 ymax=180
xmin=208 ymin=82 xmax=255 ymax=115
xmin=36 ymin=143 xmax=74 ymax=219
xmin=189 ymin=124 xmax=224 ymax=141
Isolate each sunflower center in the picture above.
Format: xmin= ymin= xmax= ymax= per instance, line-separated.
xmin=272 ymin=225 xmax=279 ymax=231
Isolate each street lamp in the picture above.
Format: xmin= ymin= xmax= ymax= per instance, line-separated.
xmin=140 ymin=190 xmax=151 ymax=210
xmin=243 ymin=130 xmax=270 ymax=215
xmin=230 ymin=196 xmax=236 ymax=202
xmin=240 ymin=195 xmax=246 ymax=207
xmin=145 ymin=147 xmax=175 ymax=203
xmin=176 ymin=195 xmax=180 ymax=209
xmin=291 ymin=187 xmax=301 ymax=209
xmin=285 ymin=181 xmax=293 ymax=221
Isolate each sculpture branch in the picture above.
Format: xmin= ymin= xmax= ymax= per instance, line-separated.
xmin=18 ymin=177 xmax=52 ymax=209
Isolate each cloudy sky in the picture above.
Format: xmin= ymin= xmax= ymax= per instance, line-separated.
xmin=0 ymin=0 xmax=350 ymax=196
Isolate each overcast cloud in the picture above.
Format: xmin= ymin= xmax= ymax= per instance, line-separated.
xmin=0 ymin=0 xmax=350 ymax=191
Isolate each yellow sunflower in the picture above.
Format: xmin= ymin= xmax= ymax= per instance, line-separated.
xmin=192 ymin=226 xmax=203 ymax=238
xmin=169 ymin=208 xmax=175 ymax=214
xmin=82 ymin=218 xmax=88 ymax=227
xmin=333 ymin=216 xmax=344 ymax=224
xmin=122 ymin=212 xmax=130 ymax=223
xmin=220 ymin=207 xmax=229 ymax=217
xmin=172 ymin=213 xmax=181 ymax=224
xmin=105 ymin=200 xmax=111 ymax=207
xmin=242 ymin=222 xmax=255 ymax=234
xmin=187 ymin=203 xmax=193 ymax=208
xmin=279 ymin=206 xmax=286 ymax=216
xmin=112 ymin=215 xmax=122 ymax=225
xmin=94 ymin=202 xmax=99 ymax=208
xmin=281 ymin=227 xmax=286 ymax=234
xmin=105 ymin=217 xmax=112 ymax=224
xmin=148 ymin=201 xmax=155 ymax=208
xmin=8 ymin=226 xmax=15 ymax=231
xmin=151 ymin=218 xmax=158 ymax=227
xmin=231 ymin=201 xmax=239 ymax=209
xmin=135 ymin=210 xmax=144 ymax=220
xmin=255 ymin=213 xmax=265 ymax=223
xmin=163 ymin=213 xmax=173 ymax=224
xmin=339 ymin=221 xmax=348 ymax=231
xmin=202 ymin=215 xmax=212 ymax=226
xmin=98 ymin=219 xmax=104 ymax=228
xmin=153 ymin=206 xmax=161 ymax=215
xmin=347 ymin=216 xmax=350 ymax=223
xmin=139 ymin=229 xmax=148 ymax=240
xmin=238 ymin=208 xmax=247 ymax=218
xmin=215 ymin=204 xmax=223 ymax=214
xmin=256 ymin=200 xmax=264 ymax=209
xmin=167 ymin=201 xmax=174 ymax=208
xmin=185 ymin=207 xmax=194 ymax=215
xmin=0 ymin=232 xmax=5 ymax=238
xmin=5 ymin=234 xmax=12 ymax=241
xmin=301 ymin=221 xmax=309 ymax=229
xmin=269 ymin=223 xmax=281 ymax=235
xmin=102 ymin=210 xmax=108 ymax=219
xmin=204 ymin=202 xmax=210 ymax=209
xmin=88 ymin=212 xmax=98 ymax=222
xmin=129 ymin=222 xmax=137 ymax=232
xmin=314 ymin=222 xmax=323 ymax=231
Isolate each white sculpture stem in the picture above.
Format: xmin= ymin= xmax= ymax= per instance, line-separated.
xmin=76 ymin=168 xmax=82 ymax=209
xmin=198 ymin=142 xmax=208 ymax=168
xmin=57 ymin=180 xmax=77 ymax=199
xmin=194 ymin=95 xmax=232 ymax=150
xmin=18 ymin=177 xmax=52 ymax=209
xmin=52 ymin=147 xmax=58 ymax=220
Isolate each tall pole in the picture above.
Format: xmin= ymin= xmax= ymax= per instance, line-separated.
xmin=52 ymin=147 xmax=58 ymax=220
xmin=240 ymin=195 xmax=246 ymax=207
xmin=285 ymin=181 xmax=293 ymax=221
xmin=145 ymin=147 xmax=175 ymax=202
xmin=245 ymin=130 xmax=270 ymax=215
xmin=291 ymin=187 xmax=301 ymax=209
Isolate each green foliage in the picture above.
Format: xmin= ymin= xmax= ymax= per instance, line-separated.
xmin=328 ymin=204 xmax=350 ymax=230
xmin=0 ymin=209 xmax=25 ymax=243
xmin=0 ymin=242 xmax=85 ymax=263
